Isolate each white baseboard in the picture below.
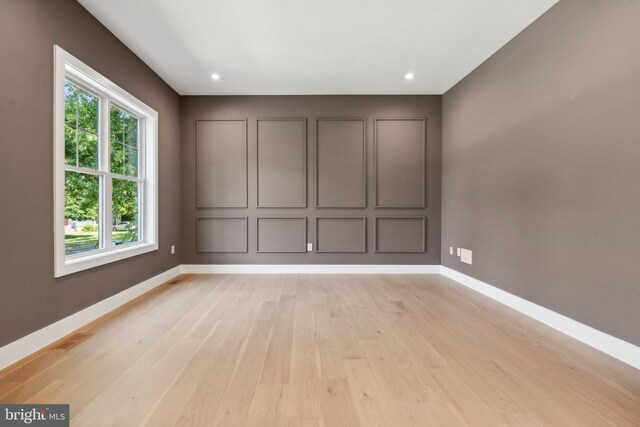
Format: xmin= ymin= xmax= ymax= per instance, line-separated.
xmin=440 ymin=266 xmax=640 ymax=370
xmin=2 ymin=263 xmax=637 ymax=374
xmin=181 ymin=264 xmax=442 ymax=275
xmin=0 ymin=265 xmax=182 ymax=372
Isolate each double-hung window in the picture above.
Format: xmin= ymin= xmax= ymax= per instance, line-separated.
xmin=54 ymin=46 xmax=158 ymax=277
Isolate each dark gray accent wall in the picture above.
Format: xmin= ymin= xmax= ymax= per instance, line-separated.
xmin=182 ymin=96 xmax=442 ymax=264
xmin=0 ymin=0 xmax=181 ymax=347
xmin=442 ymin=0 xmax=640 ymax=346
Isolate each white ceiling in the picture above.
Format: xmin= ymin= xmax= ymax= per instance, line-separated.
xmin=78 ymin=0 xmax=558 ymax=95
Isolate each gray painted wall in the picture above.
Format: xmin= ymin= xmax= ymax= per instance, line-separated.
xmin=181 ymin=96 xmax=442 ymax=265
xmin=0 ymin=0 xmax=182 ymax=347
xmin=442 ymin=0 xmax=640 ymax=346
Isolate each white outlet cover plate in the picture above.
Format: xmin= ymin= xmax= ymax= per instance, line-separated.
xmin=461 ymin=248 xmax=473 ymax=264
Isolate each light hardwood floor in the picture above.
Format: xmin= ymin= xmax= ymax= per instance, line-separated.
xmin=1 ymin=274 xmax=639 ymax=426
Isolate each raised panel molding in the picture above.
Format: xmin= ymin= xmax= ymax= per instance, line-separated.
xmin=257 ymin=217 xmax=307 ymax=253
xmin=257 ymin=118 xmax=307 ymax=208
xmin=315 ymin=118 xmax=366 ymax=208
xmin=374 ymin=217 xmax=426 ymax=253
xmin=197 ymin=217 xmax=248 ymax=253
xmin=315 ymin=217 xmax=367 ymax=253
xmin=196 ymin=119 xmax=248 ymax=208
xmin=374 ymin=118 xmax=426 ymax=208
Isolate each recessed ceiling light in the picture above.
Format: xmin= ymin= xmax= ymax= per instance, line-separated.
xmin=405 ymin=72 xmax=414 ymax=80
xmin=211 ymin=73 xmax=220 ymax=81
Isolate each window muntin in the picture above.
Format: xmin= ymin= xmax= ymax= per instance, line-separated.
xmin=54 ymin=46 xmax=158 ymax=277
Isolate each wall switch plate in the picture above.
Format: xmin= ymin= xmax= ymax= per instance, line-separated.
xmin=461 ymin=248 xmax=473 ymax=265
xmin=456 ymin=247 xmax=461 ymax=257
xmin=307 ymin=243 xmax=313 ymax=252
xmin=449 ymin=247 xmax=454 ymax=255
xmin=171 ymin=245 xmax=175 ymax=255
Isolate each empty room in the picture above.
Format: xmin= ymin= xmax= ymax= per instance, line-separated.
xmin=1 ymin=0 xmax=639 ymax=425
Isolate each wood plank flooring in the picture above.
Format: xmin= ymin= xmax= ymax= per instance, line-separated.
xmin=0 ymin=274 xmax=638 ymax=426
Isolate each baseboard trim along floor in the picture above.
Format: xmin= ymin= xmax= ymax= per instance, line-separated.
xmin=0 ymin=264 xmax=638 ymax=373
xmin=0 ymin=265 xmax=182 ymax=372
xmin=180 ymin=264 xmax=442 ymax=275
xmin=440 ymin=266 xmax=640 ymax=370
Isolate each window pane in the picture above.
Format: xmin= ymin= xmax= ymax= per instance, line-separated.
xmin=124 ymin=115 xmax=138 ymax=147
xmin=77 ymin=130 xmax=99 ymax=169
xmin=125 ymin=146 xmax=138 ymax=176
xmin=64 ymin=81 xmax=99 ymax=133
xmin=112 ymin=178 xmax=139 ymax=245
xmin=110 ymin=138 xmax=125 ymax=175
xmin=65 ymin=171 xmax=101 ymax=256
xmin=64 ymin=125 xmax=76 ymax=166
xmin=111 ymin=106 xmax=139 ymax=177
xmin=64 ymin=81 xmax=99 ymax=168
xmin=110 ymin=106 xmax=124 ymax=141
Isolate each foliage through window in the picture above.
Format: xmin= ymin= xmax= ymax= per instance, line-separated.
xmin=55 ymin=46 xmax=157 ymax=277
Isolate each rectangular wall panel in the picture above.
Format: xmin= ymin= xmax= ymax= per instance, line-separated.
xmin=196 ymin=120 xmax=247 ymax=208
xmin=197 ymin=217 xmax=248 ymax=253
xmin=257 ymin=218 xmax=307 ymax=253
xmin=257 ymin=118 xmax=307 ymax=208
xmin=315 ymin=119 xmax=366 ymax=208
xmin=374 ymin=217 xmax=426 ymax=253
xmin=374 ymin=118 xmax=426 ymax=208
xmin=315 ymin=217 xmax=366 ymax=253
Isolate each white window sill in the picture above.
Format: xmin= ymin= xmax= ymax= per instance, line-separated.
xmin=55 ymin=242 xmax=158 ymax=278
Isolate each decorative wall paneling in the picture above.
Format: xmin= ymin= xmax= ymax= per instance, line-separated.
xmin=315 ymin=217 xmax=367 ymax=253
xmin=185 ymin=95 xmax=439 ymax=265
xmin=374 ymin=217 xmax=426 ymax=253
xmin=374 ymin=118 xmax=426 ymax=208
xmin=256 ymin=118 xmax=307 ymax=208
xmin=256 ymin=217 xmax=308 ymax=253
xmin=196 ymin=217 xmax=248 ymax=253
xmin=315 ymin=118 xmax=366 ymax=208
xmin=196 ymin=119 xmax=248 ymax=208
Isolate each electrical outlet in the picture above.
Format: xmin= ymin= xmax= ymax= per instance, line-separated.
xmin=461 ymin=248 xmax=473 ymax=265
xmin=171 ymin=245 xmax=175 ymax=255
xmin=449 ymin=247 xmax=453 ymax=255
xmin=307 ymin=243 xmax=313 ymax=252
xmin=456 ymin=247 xmax=461 ymax=257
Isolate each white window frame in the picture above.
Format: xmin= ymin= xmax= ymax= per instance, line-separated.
xmin=54 ymin=46 xmax=158 ymax=277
